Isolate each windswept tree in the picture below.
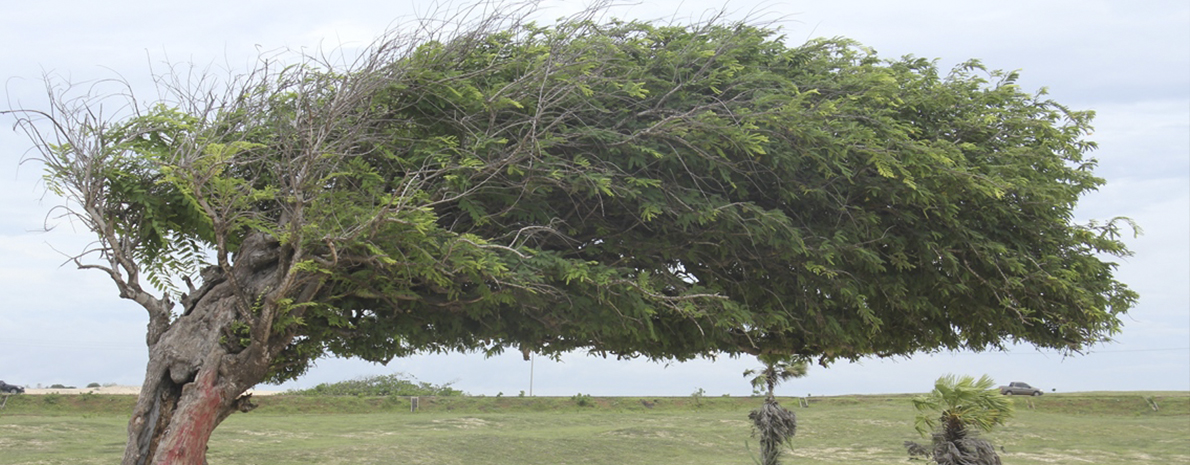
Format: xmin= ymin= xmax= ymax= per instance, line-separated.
xmin=913 ymin=374 xmax=1015 ymax=465
xmin=6 ymin=3 xmax=1136 ymax=464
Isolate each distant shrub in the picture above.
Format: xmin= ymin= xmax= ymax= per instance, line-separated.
xmin=49 ymin=384 xmax=76 ymax=389
xmin=87 ymin=382 xmax=101 ymax=388
xmin=288 ymin=373 xmax=464 ymax=397
xmin=571 ymin=393 xmax=593 ymax=407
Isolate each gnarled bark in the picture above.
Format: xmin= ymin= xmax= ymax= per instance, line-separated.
xmin=123 ymin=234 xmax=289 ymax=465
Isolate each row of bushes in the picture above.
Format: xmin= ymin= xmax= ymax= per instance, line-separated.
xmin=17 ymin=383 xmax=118 ymax=389
xmin=287 ymin=373 xmax=465 ymax=397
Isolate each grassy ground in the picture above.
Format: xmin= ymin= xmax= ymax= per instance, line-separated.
xmin=2 ymin=392 xmax=1187 ymax=464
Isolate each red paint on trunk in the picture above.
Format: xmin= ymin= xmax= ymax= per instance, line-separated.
xmin=156 ymin=369 xmax=224 ymax=465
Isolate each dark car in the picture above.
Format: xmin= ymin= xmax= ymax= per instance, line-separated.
xmin=0 ymin=380 xmax=25 ymax=394
xmin=999 ymin=381 xmax=1043 ymax=396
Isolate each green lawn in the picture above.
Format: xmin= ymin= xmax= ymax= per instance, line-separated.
xmin=2 ymin=393 xmax=1187 ymax=464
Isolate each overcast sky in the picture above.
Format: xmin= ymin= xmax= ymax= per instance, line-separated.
xmin=1 ymin=0 xmax=1186 ymax=397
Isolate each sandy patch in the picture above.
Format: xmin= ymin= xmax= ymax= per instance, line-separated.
xmin=430 ymin=417 xmax=491 ymax=429
xmin=21 ymin=385 xmax=281 ymax=396
xmin=1004 ymin=452 xmax=1100 ymax=463
xmin=788 ymin=446 xmax=889 ymax=462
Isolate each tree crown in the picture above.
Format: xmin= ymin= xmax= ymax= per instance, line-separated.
xmin=912 ymin=374 xmax=1015 ymax=438
xmin=16 ymin=10 xmax=1136 ymax=383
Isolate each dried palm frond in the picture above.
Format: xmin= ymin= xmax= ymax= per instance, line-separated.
xmin=749 ymin=398 xmax=797 ymax=465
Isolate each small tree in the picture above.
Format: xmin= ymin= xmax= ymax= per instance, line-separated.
xmin=913 ymin=375 xmax=1014 ymax=465
xmin=745 ymin=354 xmax=809 ymax=399
xmin=745 ymin=354 xmax=808 ymax=465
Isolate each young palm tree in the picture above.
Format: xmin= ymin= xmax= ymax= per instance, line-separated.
xmin=912 ymin=374 xmax=1014 ymax=465
xmin=744 ymin=354 xmax=808 ymax=465
xmin=744 ymin=353 xmax=810 ymax=400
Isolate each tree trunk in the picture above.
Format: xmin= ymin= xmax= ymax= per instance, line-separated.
xmin=931 ymin=437 xmax=1002 ymax=465
xmin=122 ymin=234 xmax=287 ymax=465
xmin=750 ymin=397 xmax=797 ymax=465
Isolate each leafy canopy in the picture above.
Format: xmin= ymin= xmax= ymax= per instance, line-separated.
xmin=33 ymin=14 xmax=1136 ymax=383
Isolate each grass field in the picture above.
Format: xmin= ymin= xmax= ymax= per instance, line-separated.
xmin=2 ymin=392 xmax=1187 ymax=464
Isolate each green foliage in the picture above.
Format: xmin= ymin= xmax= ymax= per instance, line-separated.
xmin=287 ymin=373 xmax=464 ymax=397
xmin=744 ymin=354 xmax=809 ymax=399
xmin=310 ymin=17 xmax=1133 ymax=367
xmin=29 ymin=8 xmax=1137 ymax=388
xmin=41 ymin=105 xmax=216 ymax=298
xmin=913 ymin=374 xmax=1014 ymax=440
xmin=571 ymin=393 xmax=593 ymax=407
xmin=913 ymin=375 xmax=1015 ymax=464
